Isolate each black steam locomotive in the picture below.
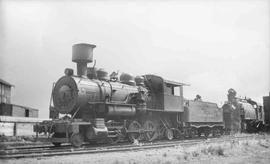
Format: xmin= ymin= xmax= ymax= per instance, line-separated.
xmin=223 ymin=89 xmax=264 ymax=133
xmin=35 ymin=43 xmax=263 ymax=147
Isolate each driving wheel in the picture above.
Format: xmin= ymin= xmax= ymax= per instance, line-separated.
xmin=143 ymin=120 xmax=158 ymax=142
xmin=128 ymin=121 xmax=142 ymax=142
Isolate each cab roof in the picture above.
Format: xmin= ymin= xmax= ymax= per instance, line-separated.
xmin=144 ymin=74 xmax=189 ymax=87
xmin=164 ymin=79 xmax=189 ymax=87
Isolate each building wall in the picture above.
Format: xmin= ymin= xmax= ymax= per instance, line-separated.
xmin=0 ymin=104 xmax=12 ymax=116
xmin=0 ymin=104 xmax=39 ymax=118
xmin=16 ymin=123 xmax=36 ymax=136
xmin=29 ymin=110 xmax=39 ymax=118
xmin=0 ymin=116 xmax=48 ymax=136
xmin=12 ymin=105 xmax=27 ymax=117
xmin=0 ymin=122 xmax=14 ymax=136
xmin=0 ymin=83 xmax=11 ymax=104
xmin=0 ymin=122 xmax=37 ymax=136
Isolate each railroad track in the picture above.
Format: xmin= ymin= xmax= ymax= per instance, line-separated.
xmin=0 ymin=134 xmax=260 ymax=159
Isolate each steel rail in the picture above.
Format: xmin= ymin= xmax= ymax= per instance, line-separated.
xmin=0 ymin=134 xmax=260 ymax=159
xmin=3 ymin=136 xmax=209 ymax=151
xmin=1 ymin=139 xmax=203 ymax=156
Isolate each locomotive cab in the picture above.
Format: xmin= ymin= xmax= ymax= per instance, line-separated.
xmin=144 ymin=74 xmax=185 ymax=112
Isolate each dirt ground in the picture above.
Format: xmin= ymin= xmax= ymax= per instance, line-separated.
xmin=2 ymin=134 xmax=270 ymax=164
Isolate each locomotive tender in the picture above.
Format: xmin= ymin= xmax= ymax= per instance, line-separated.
xmin=36 ymin=43 xmax=224 ymax=147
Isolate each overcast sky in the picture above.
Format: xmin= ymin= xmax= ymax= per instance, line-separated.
xmin=0 ymin=0 xmax=269 ymax=118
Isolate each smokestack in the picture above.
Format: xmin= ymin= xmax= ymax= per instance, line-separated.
xmin=72 ymin=43 xmax=96 ymax=76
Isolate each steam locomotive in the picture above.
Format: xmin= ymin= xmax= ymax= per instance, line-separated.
xmin=223 ymin=89 xmax=264 ymax=133
xmin=35 ymin=43 xmax=263 ymax=147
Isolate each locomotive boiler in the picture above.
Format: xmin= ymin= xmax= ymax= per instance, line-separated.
xmin=52 ymin=44 xmax=145 ymax=117
xmin=35 ymin=43 xmax=225 ymax=147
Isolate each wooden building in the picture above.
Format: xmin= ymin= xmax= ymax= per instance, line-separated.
xmin=0 ymin=116 xmax=47 ymax=136
xmin=0 ymin=104 xmax=39 ymax=118
xmin=0 ymin=78 xmax=39 ymax=118
xmin=0 ymin=79 xmax=42 ymax=136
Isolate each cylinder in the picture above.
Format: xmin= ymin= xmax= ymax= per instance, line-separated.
xmin=72 ymin=43 xmax=96 ymax=76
